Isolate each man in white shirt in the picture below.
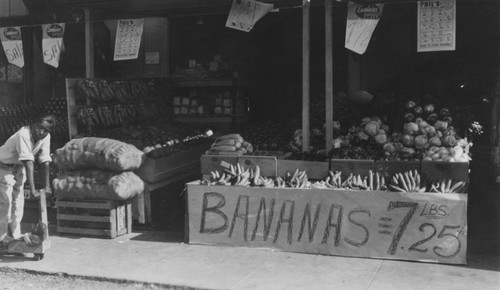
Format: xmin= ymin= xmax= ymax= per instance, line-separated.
xmin=0 ymin=115 xmax=55 ymax=247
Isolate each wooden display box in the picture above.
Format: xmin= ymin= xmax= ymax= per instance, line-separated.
xmin=56 ymin=199 xmax=132 ymax=239
xmin=374 ymin=161 xmax=421 ymax=181
xmin=201 ymin=151 xmax=289 ymax=179
xmin=330 ymin=159 xmax=374 ymax=179
xmin=185 ymin=183 xmax=467 ymax=264
xmin=201 ymin=154 xmax=239 ymax=179
xmin=277 ymin=159 xmax=330 ymax=180
xmin=421 ymin=161 xmax=469 ymax=183
xmin=136 ymin=146 xmax=208 ymax=183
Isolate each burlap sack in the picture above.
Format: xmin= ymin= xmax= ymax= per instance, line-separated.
xmin=53 ymin=169 xmax=144 ymax=201
xmin=53 ymin=137 xmax=144 ymax=171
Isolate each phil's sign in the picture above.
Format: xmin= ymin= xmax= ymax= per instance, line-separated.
xmin=186 ymin=183 xmax=467 ymax=264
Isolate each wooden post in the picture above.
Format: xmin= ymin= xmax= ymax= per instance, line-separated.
xmin=325 ymin=0 xmax=334 ymax=155
xmin=84 ymin=8 xmax=94 ymax=78
xmin=302 ymin=0 xmax=310 ymax=153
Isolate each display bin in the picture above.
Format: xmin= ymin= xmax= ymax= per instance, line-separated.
xmin=330 ymin=159 xmax=374 ymax=179
xmin=200 ymin=154 xmax=239 ymax=179
xmin=421 ymin=161 xmax=469 ymax=183
xmin=136 ymin=145 xmax=208 ymax=183
xmin=277 ymin=159 xmax=330 ymax=180
xmin=374 ymin=161 xmax=421 ymax=181
xmin=185 ymin=182 xmax=468 ymax=264
xmin=56 ymin=199 xmax=132 ymax=239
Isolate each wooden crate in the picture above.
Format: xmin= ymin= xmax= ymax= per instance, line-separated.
xmin=277 ymin=159 xmax=330 ymax=180
xmin=200 ymin=154 xmax=239 ymax=179
xmin=136 ymin=145 xmax=208 ymax=183
xmin=374 ymin=161 xmax=421 ymax=181
xmin=57 ymin=199 xmax=132 ymax=239
xmin=330 ymin=159 xmax=374 ymax=179
xmin=421 ymin=161 xmax=469 ymax=183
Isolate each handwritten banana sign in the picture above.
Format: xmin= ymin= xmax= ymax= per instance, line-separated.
xmin=187 ymin=183 xmax=467 ymax=264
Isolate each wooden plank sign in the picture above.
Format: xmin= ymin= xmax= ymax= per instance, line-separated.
xmin=186 ymin=183 xmax=467 ymax=264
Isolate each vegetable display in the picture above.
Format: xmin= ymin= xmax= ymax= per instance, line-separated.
xmin=206 ymin=133 xmax=254 ymax=155
xmin=201 ymin=165 xmax=467 ymax=194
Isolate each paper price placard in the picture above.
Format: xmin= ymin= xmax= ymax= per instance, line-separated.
xmin=0 ymin=27 xmax=24 ymax=68
xmin=42 ymin=23 xmax=65 ymax=68
xmin=345 ymin=2 xmax=384 ymax=55
xmin=226 ymin=0 xmax=274 ymax=32
xmin=417 ymin=0 xmax=456 ymax=52
xmin=187 ymin=184 xmax=467 ymax=264
xmin=114 ymin=19 xmax=144 ymax=61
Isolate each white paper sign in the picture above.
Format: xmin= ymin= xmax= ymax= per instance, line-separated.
xmin=417 ymin=0 xmax=456 ymax=52
xmin=0 ymin=27 xmax=24 ymax=68
xmin=345 ymin=2 xmax=384 ymax=55
xmin=42 ymin=23 xmax=65 ymax=68
xmin=226 ymin=0 xmax=274 ymax=32
xmin=187 ymin=184 xmax=468 ymax=264
xmin=114 ymin=19 xmax=144 ymax=61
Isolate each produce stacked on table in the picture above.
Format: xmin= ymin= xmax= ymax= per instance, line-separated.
xmin=328 ymin=100 xmax=473 ymax=162
xmin=91 ymin=125 xmax=214 ymax=159
xmin=201 ymin=165 xmax=466 ymax=194
xmin=244 ymin=121 xmax=294 ymax=152
xmin=206 ymin=133 xmax=254 ymax=155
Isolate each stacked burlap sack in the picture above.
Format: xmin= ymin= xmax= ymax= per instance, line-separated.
xmin=52 ymin=137 xmax=145 ymax=201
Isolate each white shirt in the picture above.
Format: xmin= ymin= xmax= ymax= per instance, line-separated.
xmin=0 ymin=126 xmax=52 ymax=165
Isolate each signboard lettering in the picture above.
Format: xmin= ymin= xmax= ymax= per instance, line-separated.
xmin=188 ymin=184 xmax=467 ymax=264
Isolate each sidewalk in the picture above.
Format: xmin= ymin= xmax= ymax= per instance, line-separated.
xmin=1 ymin=227 xmax=499 ymax=290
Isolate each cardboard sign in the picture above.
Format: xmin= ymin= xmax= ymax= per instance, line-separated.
xmin=187 ymin=183 xmax=467 ymax=264
xmin=226 ymin=0 xmax=274 ymax=32
xmin=42 ymin=23 xmax=65 ymax=68
xmin=114 ymin=19 xmax=144 ymax=61
xmin=345 ymin=1 xmax=384 ymax=55
xmin=417 ymin=0 xmax=456 ymax=52
xmin=0 ymin=26 xmax=24 ymax=68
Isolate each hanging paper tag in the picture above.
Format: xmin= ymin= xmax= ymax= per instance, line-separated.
xmin=417 ymin=0 xmax=456 ymax=52
xmin=42 ymin=23 xmax=65 ymax=68
xmin=0 ymin=27 xmax=24 ymax=68
xmin=345 ymin=2 xmax=384 ymax=55
xmin=114 ymin=19 xmax=144 ymax=61
xmin=226 ymin=0 xmax=274 ymax=32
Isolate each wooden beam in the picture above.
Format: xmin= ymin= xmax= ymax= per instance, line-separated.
xmin=84 ymin=8 xmax=94 ymax=78
xmin=325 ymin=0 xmax=333 ymax=155
xmin=302 ymin=0 xmax=310 ymax=153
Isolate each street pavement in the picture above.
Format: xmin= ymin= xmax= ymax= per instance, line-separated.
xmin=0 ymin=226 xmax=499 ymax=290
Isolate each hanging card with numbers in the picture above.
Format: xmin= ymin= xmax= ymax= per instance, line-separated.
xmin=417 ymin=0 xmax=456 ymax=52
xmin=114 ymin=19 xmax=144 ymax=61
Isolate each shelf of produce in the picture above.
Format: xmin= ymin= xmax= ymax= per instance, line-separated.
xmin=185 ymin=182 xmax=468 ymax=264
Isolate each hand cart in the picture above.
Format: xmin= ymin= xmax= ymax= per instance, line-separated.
xmin=1 ymin=189 xmax=50 ymax=261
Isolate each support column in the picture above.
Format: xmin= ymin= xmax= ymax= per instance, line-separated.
xmin=325 ymin=0 xmax=334 ymax=155
xmin=302 ymin=0 xmax=310 ymax=153
xmin=85 ymin=8 xmax=94 ymax=78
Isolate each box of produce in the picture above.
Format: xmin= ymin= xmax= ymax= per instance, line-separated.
xmin=138 ymin=145 xmax=208 ymax=183
xmin=330 ymin=159 xmax=374 ymax=179
xmin=201 ymin=154 xmax=239 ymax=179
xmin=187 ymin=164 xmax=468 ymax=264
xmin=373 ymin=161 xmax=421 ymax=181
xmin=237 ymin=151 xmax=290 ymax=178
xmin=277 ymin=159 xmax=329 ymax=180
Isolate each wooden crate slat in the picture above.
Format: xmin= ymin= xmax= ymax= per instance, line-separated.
xmin=57 ymin=200 xmax=114 ymax=209
xmin=57 ymin=226 xmax=112 ymax=237
xmin=57 ymin=214 xmax=111 ymax=223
